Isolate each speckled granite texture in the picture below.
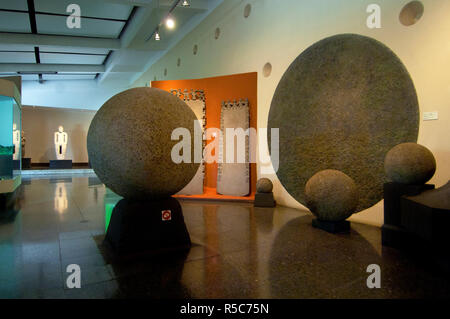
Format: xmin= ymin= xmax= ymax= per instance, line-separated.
xmin=384 ymin=143 xmax=436 ymax=185
xmin=176 ymin=98 xmax=206 ymax=196
xmin=305 ymin=170 xmax=358 ymax=221
xmin=268 ymin=34 xmax=419 ymax=212
xmin=87 ymin=87 xmax=199 ymax=200
xmin=256 ymin=178 xmax=273 ymax=193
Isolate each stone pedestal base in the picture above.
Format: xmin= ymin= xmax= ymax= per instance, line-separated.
xmin=21 ymin=158 xmax=31 ymax=169
xmin=382 ymin=182 xmax=434 ymax=247
xmin=49 ymin=160 xmax=72 ymax=169
xmin=105 ymin=197 xmax=191 ymax=257
xmin=254 ymin=192 xmax=276 ymax=207
xmin=312 ymin=218 xmax=350 ymax=233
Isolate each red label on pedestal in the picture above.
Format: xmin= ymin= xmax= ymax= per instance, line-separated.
xmin=162 ymin=210 xmax=172 ymax=221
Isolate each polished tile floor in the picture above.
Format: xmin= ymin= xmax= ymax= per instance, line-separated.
xmin=1 ymin=175 xmax=450 ymax=299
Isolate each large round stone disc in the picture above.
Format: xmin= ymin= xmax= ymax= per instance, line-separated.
xmin=268 ymin=34 xmax=419 ymax=212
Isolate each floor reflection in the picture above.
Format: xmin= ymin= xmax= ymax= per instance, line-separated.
xmin=54 ymin=183 xmax=68 ymax=214
xmin=0 ymin=174 xmax=449 ymax=298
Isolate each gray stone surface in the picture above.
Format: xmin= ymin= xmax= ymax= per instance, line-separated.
xmin=256 ymin=178 xmax=273 ymax=193
xmin=87 ymin=87 xmax=199 ymax=200
xmin=268 ymin=33 xmax=419 ymax=213
xmin=305 ymin=170 xmax=359 ymax=222
xmin=385 ymin=143 xmax=436 ymax=185
xmin=217 ymin=99 xmax=250 ymax=196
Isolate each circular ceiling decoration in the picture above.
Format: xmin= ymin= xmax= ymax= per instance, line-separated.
xmin=268 ymin=34 xmax=419 ymax=213
xmin=215 ymin=27 xmax=221 ymax=40
xmin=399 ymin=1 xmax=424 ymax=26
xmin=263 ymin=62 xmax=272 ymax=78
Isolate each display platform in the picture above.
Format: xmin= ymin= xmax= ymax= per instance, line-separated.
xmin=401 ymin=181 xmax=450 ymax=244
xmin=21 ymin=168 xmax=94 ymax=176
xmin=254 ymin=192 xmax=276 ymax=207
xmin=105 ymin=197 xmax=191 ymax=257
xmin=173 ymin=186 xmax=254 ymax=203
xmin=49 ymin=160 xmax=72 ymax=169
xmin=382 ymin=182 xmax=435 ymax=248
xmin=21 ymin=157 xmax=31 ymax=169
xmin=312 ymin=218 xmax=350 ymax=233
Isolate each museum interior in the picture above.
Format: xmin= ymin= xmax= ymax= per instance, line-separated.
xmin=0 ymin=0 xmax=449 ymax=300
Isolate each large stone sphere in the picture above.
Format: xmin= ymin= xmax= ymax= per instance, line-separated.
xmin=305 ymin=170 xmax=359 ymax=222
xmin=87 ymin=87 xmax=199 ymax=200
xmin=384 ymin=143 xmax=436 ymax=185
xmin=256 ymin=178 xmax=273 ymax=193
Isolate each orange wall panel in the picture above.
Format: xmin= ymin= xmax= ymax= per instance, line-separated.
xmin=151 ymin=72 xmax=257 ymax=195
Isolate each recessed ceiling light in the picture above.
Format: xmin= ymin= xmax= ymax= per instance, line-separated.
xmin=166 ymin=15 xmax=175 ymax=29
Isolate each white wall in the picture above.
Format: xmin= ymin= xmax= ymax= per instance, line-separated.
xmin=132 ymin=0 xmax=450 ymax=227
xmin=22 ymin=80 xmax=128 ymax=110
xmin=22 ymin=106 xmax=96 ymax=163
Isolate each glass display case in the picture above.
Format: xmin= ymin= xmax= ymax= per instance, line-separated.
xmin=0 ymin=95 xmax=22 ymax=178
xmin=0 ymin=77 xmax=22 ymax=195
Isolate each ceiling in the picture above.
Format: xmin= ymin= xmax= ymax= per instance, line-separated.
xmin=0 ymin=0 xmax=221 ymax=85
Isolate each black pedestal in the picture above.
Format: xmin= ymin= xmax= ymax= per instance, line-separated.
xmin=49 ymin=160 xmax=72 ymax=169
xmin=254 ymin=192 xmax=276 ymax=207
xmin=105 ymin=197 xmax=191 ymax=257
xmin=21 ymin=158 xmax=31 ymax=169
xmin=382 ymin=181 xmax=450 ymax=272
xmin=382 ymin=182 xmax=434 ymax=248
xmin=401 ymin=181 xmax=450 ymax=246
xmin=312 ymin=218 xmax=350 ymax=233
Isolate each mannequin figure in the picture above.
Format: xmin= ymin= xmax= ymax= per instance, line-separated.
xmin=12 ymin=123 xmax=20 ymax=160
xmin=54 ymin=126 xmax=68 ymax=160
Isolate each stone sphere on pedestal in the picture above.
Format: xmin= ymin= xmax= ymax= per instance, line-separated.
xmin=305 ymin=169 xmax=359 ymax=222
xmin=256 ymin=178 xmax=273 ymax=193
xmin=87 ymin=87 xmax=199 ymax=200
xmin=384 ymin=143 xmax=436 ymax=185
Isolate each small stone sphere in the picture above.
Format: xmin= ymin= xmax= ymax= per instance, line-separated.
xmin=305 ymin=170 xmax=359 ymax=222
xmin=87 ymin=87 xmax=199 ymax=200
xmin=256 ymin=178 xmax=273 ymax=193
xmin=384 ymin=143 xmax=436 ymax=185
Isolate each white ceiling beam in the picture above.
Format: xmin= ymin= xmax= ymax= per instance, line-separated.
xmin=0 ymin=64 xmax=106 ymax=73
xmin=0 ymin=33 xmax=121 ymax=50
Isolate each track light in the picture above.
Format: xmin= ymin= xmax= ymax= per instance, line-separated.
xmin=155 ymin=29 xmax=160 ymax=41
xmin=166 ymin=15 xmax=175 ymax=29
xmin=182 ymin=0 xmax=190 ymax=7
